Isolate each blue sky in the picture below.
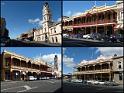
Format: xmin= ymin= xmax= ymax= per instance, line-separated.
xmin=63 ymin=47 xmax=123 ymax=74
xmin=63 ymin=1 xmax=116 ymax=17
xmin=1 ymin=47 xmax=61 ymax=58
xmin=1 ymin=1 xmax=61 ymax=39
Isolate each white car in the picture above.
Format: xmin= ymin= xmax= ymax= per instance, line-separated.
xmin=63 ymin=34 xmax=69 ymax=38
xmin=98 ymin=81 xmax=105 ymax=85
xmin=71 ymin=79 xmax=82 ymax=83
xmin=83 ymin=34 xmax=92 ymax=39
xmin=28 ymin=76 xmax=37 ymax=81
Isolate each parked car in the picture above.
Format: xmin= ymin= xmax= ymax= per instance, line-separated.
xmin=116 ymin=34 xmax=124 ymax=42
xmin=63 ymin=34 xmax=69 ymax=38
xmin=83 ymin=34 xmax=92 ymax=39
xmin=71 ymin=79 xmax=82 ymax=83
xmin=28 ymin=76 xmax=37 ymax=81
xmin=104 ymin=81 xmax=119 ymax=86
xmin=109 ymin=34 xmax=117 ymax=43
xmin=0 ymin=37 xmax=10 ymax=46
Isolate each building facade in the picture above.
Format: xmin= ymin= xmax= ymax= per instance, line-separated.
xmin=0 ymin=17 xmax=9 ymax=38
xmin=63 ymin=2 xmax=123 ymax=36
xmin=73 ymin=55 xmax=123 ymax=84
xmin=1 ymin=50 xmax=52 ymax=81
xmin=34 ymin=2 xmax=61 ymax=44
xmin=115 ymin=1 xmax=123 ymax=34
xmin=16 ymin=28 xmax=35 ymax=41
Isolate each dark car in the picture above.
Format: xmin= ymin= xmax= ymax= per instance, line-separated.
xmin=109 ymin=34 xmax=117 ymax=43
xmin=0 ymin=37 xmax=10 ymax=46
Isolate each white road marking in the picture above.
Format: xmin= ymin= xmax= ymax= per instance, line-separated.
xmin=17 ymin=86 xmax=37 ymax=92
xmin=24 ymin=85 xmax=32 ymax=90
xmin=1 ymin=84 xmax=38 ymax=93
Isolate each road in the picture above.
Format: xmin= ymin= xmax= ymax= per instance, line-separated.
xmin=63 ymin=38 xmax=123 ymax=47
xmin=63 ymin=81 xmax=123 ymax=93
xmin=3 ymin=39 xmax=61 ymax=47
xmin=1 ymin=80 xmax=61 ymax=93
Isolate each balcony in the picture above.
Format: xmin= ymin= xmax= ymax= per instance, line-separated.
xmin=11 ymin=66 xmax=52 ymax=74
xmin=74 ymin=69 xmax=111 ymax=75
xmin=73 ymin=19 xmax=116 ymax=27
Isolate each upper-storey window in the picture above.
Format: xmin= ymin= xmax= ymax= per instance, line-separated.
xmin=118 ymin=61 xmax=122 ymax=69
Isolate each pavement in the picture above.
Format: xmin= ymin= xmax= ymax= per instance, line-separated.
xmin=63 ymin=38 xmax=123 ymax=47
xmin=1 ymin=79 xmax=61 ymax=93
xmin=3 ymin=39 xmax=61 ymax=47
xmin=63 ymin=80 xmax=123 ymax=93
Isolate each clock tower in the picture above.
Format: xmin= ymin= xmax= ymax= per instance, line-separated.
xmin=42 ymin=2 xmax=52 ymax=42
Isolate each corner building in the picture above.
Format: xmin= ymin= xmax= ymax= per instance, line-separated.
xmin=1 ymin=50 xmax=52 ymax=81
xmin=73 ymin=55 xmax=123 ymax=85
xmin=63 ymin=1 xmax=123 ymax=36
xmin=34 ymin=2 xmax=62 ymax=44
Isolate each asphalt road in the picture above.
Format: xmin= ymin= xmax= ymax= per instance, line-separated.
xmin=63 ymin=38 xmax=123 ymax=47
xmin=3 ymin=39 xmax=61 ymax=47
xmin=63 ymin=81 xmax=123 ymax=93
xmin=1 ymin=80 xmax=61 ymax=93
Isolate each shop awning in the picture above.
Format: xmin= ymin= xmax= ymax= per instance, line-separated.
xmin=120 ymin=24 xmax=123 ymax=29
xmin=114 ymin=25 xmax=120 ymax=29
xmin=114 ymin=24 xmax=123 ymax=29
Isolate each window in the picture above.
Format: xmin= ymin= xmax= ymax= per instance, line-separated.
xmin=118 ymin=61 xmax=122 ymax=69
xmin=55 ymin=37 xmax=58 ymax=43
xmin=51 ymin=29 xmax=52 ymax=34
xmin=119 ymin=73 xmax=122 ymax=80
xmin=118 ymin=65 xmax=121 ymax=69
xmin=54 ymin=28 xmax=56 ymax=33
xmin=5 ymin=59 xmax=9 ymax=66
xmin=52 ymin=37 xmax=54 ymax=43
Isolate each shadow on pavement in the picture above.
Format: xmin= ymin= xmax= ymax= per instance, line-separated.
xmin=54 ymin=87 xmax=62 ymax=93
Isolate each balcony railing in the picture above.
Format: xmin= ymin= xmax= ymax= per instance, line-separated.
xmin=11 ymin=66 xmax=52 ymax=73
xmin=74 ymin=69 xmax=111 ymax=75
xmin=72 ymin=19 xmax=116 ymax=26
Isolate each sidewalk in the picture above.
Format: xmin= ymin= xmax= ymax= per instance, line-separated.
xmin=65 ymin=37 xmax=123 ymax=47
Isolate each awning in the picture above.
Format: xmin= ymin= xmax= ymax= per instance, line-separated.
xmin=120 ymin=24 xmax=123 ymax=29
xmin=114 ymin=25 xmax=120 ymax=29
xmin=114 ymin=24 xmax=123 ymax=29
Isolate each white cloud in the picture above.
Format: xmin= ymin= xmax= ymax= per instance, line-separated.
xmin=72 ymin=12 xmax=82 ymax=16
xmin=63 ymin=55 xmax=76 ymax=68
xmin=79 ymin=47 xmax=123 ymax=66
xmin=96 ymin=47 xmax=123 ymax=57
xmin=80 ymin=55 xmax=112 ymax=66
xmin=64 ymin=10 xmax=82 ymax=17
xmin=65 ymin=11 xmax=72 ymax=16
xmin=33 ymin=53 xmax=61 ymax=71
xmin=28 ymin=18 xmax=43 ymax=26
xmin=57 ymin=18 xmax=61 ymax=22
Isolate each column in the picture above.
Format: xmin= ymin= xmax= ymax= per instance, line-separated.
xmin=20 ymin=70 xmax=21 ymax=80
xmin=10 ymin=56 xmax=13 ymax=80
xmin=93 ymin=65 xmax=95 ymax=80
xmin=100 ymin=64 xmax=102 ymax=80
xmin=10 ymin=70 xmax=13 ymax=80
xmin=109 ymin=73 xmax=111 ymax=81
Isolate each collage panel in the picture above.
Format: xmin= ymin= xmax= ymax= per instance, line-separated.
xmin=62 ymin=1 xmax=123 ymax=47
xmin=1 ymin=1 xmax=62 ymax=47
xmin=1 ymin=47 xmax=62 ymax=92
xmin=1 ymin=0 xmax=124 ymax=93
xmin=62 ymin=47 xmax=123 ymax=93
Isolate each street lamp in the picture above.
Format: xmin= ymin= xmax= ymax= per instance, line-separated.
xmin=15 ymin=72 xmax=18 ymax=80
